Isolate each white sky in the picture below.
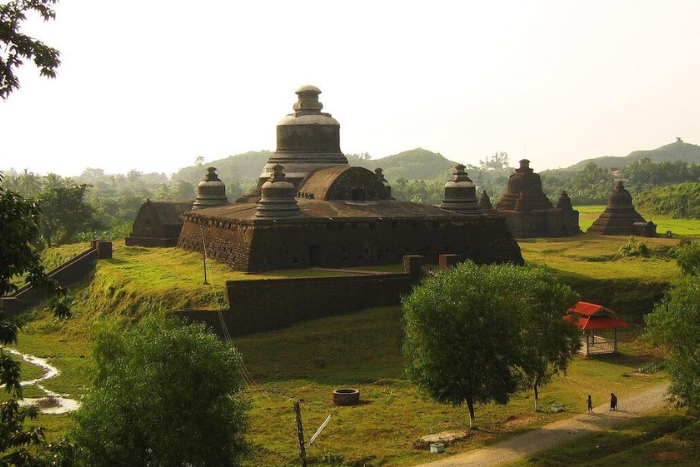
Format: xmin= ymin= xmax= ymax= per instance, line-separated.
xmin=2 ymin=0 xmax=700 ymax=177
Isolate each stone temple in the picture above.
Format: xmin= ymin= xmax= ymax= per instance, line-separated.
xmin=587 ymin=181 xmax=656 ymax=237
xmin=494 ymin=159 xmax=580 ymax=238
xmin=175 ymin=85 xmax=523 ymax=271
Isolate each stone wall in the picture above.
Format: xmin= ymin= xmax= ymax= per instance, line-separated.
xmin=176 ymin=272 xmax=417 ymax=337
xmin=176 ymin=256 xmax=428 ymax=337
xmin=1 ymin=241 xmax=112 ymax=315
xmin=179 ymin=214 xmax=522 ymax=272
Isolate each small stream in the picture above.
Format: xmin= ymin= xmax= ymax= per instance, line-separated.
xmin=7 ymin=348 xmax=80 ymax=414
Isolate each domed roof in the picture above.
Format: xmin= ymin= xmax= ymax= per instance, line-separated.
xmin=256 ymin=165 xmax=300 ymax=218
xmin=495 ymin=159 xmax=552 ymax=211
xmin=192 ymin=167 xmax=228 ymax=210
xmin=607 ymin=181 xmax=634 ymax=206
xmin=440 ymin=164 xmax=481 ymax=215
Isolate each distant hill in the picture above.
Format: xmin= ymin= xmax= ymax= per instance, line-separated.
xmin=171 ymin=148 xmax=458 ymax=185
xmin=171 ymin=151 xmax=272 ymax=187
xmin=361 ymin=148 xmax=458 ymax=181
xmin=567 ymin=139 xmax=700 ymax=171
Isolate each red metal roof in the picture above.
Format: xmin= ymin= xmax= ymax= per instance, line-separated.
xmin=567 ymin=301 xmax=605 ymax=316
xmin=564 ymin=312 xmax=632 ymax=331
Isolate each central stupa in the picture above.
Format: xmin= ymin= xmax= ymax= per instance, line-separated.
xmin=257 ymin=85 xmax=348 ymax=190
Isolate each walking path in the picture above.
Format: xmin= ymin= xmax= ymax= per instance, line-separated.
xmin=419 ymin=383 xmax=669 ymax=467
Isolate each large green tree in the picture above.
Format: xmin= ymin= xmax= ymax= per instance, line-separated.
xmin=0 ymin=0 xmax=60 ymax=99
xmin=644 ymin=275 xmax=700 ymax=412
xmin=515 ymin=268 xmax=580 ymax=411
xmin=0 ymin=174 xmax=72 ymax=465
xmin=37 ymin=183 xmax=103 ymax=248
xmin=403 ymin=262 xmax=580 ymax=426
xmin=403 ymin=262 xmax=525 ymax=429
xmin=70 ymin=316 xmax=249 ymax=467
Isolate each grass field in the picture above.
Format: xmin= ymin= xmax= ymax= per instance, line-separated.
xmin=8 ymin=216 xmax=700 ymax=466
xmin=578 ymin=205 xmax=700 ymax=237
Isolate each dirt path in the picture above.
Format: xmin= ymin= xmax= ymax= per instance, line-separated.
xmin=418 ymin=383 xmax=669 ymax=467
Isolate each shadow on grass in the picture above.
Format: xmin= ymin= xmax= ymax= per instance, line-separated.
xmin=584 ymin=351 xmax=660 ymax=372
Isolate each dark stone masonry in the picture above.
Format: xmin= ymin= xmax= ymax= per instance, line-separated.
xmin=176 ymin=85 xmax=524 ymax=271
xmin=587 ymin=181 xmax=656 ymax=237
xmin=494 ymin=159 xmax=581 ymax=238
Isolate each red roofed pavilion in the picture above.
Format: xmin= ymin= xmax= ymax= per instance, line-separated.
xmin=564 ymin=301 xmax=631 ymax=356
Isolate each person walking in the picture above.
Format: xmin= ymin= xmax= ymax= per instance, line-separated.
xmin=610 ymin=393 xmax=618 ymax=411
xmin=587 ymin=395 xmax=593 ymax=413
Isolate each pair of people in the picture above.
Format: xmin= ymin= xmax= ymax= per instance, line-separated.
xmin=586 ymin=393 xmax=618 ymax=413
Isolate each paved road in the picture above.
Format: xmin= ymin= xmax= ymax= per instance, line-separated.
xmin=418 ymin=384 xmax=669 ymax=467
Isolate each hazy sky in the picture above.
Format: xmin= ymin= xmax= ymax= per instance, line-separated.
xmin=2 ymin=0 xmax=700 ymax=177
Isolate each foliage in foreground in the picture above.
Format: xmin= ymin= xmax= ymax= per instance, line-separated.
xmin=0 ymin=0 xmax=61 ymax=99
xmin=644 ymin=274 xmax=700 ymax=413
xmin=403 ymin=262 xmax=580 ymax=428
xmin=69 ymin=316 xmax=249 ymax=467
xmin=0 ymin=174 xmax=73 ymax=465
xmin=674 ymin=240 xmax=700 ymax=276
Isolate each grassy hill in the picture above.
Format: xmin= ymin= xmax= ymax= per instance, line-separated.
xmin=362 ymin=148 xmax=458 ymax=181
xmin=171 ymin=150 xmax=272 ymax=187
xmin=568 ymin=139 xmax=700 ymax=171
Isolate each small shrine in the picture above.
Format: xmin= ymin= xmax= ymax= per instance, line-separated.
xmin=125 ymin=201 xmax=193 ymax=247
xmin=564 ymin=301 xmax=631 ymax=356
xmin=494 ymin=159 xmax=580 ymax=237
xmin=587 ymin=181 xmax=656 ymax=237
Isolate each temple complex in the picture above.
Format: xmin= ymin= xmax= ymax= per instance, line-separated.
xmin=587 ymin=181 xmax=656 ymax=236
xmin=176 ymin=85 xmax=523 ymax=271
xmin=494 ymin=159 xmax=580 ymax=237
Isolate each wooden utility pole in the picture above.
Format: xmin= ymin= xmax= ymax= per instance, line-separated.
xmin=198 ymin=225 xmax=209 ymax=285
xmin=293 ymin=401 xmax=307 ymax=467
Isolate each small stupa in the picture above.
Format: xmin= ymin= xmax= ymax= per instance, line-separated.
xmin=192 ymin=167 xmax=229 ymax=210
xmin=587 ymin=181 xmax=656 ymax=236
xmin=440 ymin=164 xmax=482 ymax=215
xmin=494 ymin=160 xmax=580 ymax=237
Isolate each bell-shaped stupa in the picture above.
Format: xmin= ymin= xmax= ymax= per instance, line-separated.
xmin=587 ymin=181 xmax=656 ymax=236
xmin=258 ymin=85 xmax=348 ymax=189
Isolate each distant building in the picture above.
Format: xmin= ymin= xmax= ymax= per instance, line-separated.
xmin=587 ymin=181 xmax=656 ymax=237
xmin=125 ymin=201 xmax=193 ymax=247
xmin=494 ymin=159 xmax=581 ymax=238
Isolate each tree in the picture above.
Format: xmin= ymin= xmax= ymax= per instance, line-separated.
xmin=174 ymin=179 xmax=195 ymax=200
xmin=0 ymin=0 xmax=61 ymax=99
xmin=0 ymin=173 xmax=73 ymax=465
xmin=675 ymin=240 xmax=700 ymax=276
xmin=479 ymin=152 xmax=510 ymax=170
xmin=568 ymin=162 xmax=614 ymax=204
xmin=70 ymin=316 xmax=249 ymax=467
xmin=403 ymin=261 xmax=526 ymax=429
xmin=515 ymin=267 xmax=580 ymax=411
xmin=37 ymin=183 xmax=103 ymax=248
xmin=644 ymin=275 xmax=700 ymax=412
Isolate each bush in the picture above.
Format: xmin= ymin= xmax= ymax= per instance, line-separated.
xmin=618 ymin=236 xmax=651 ymax=258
